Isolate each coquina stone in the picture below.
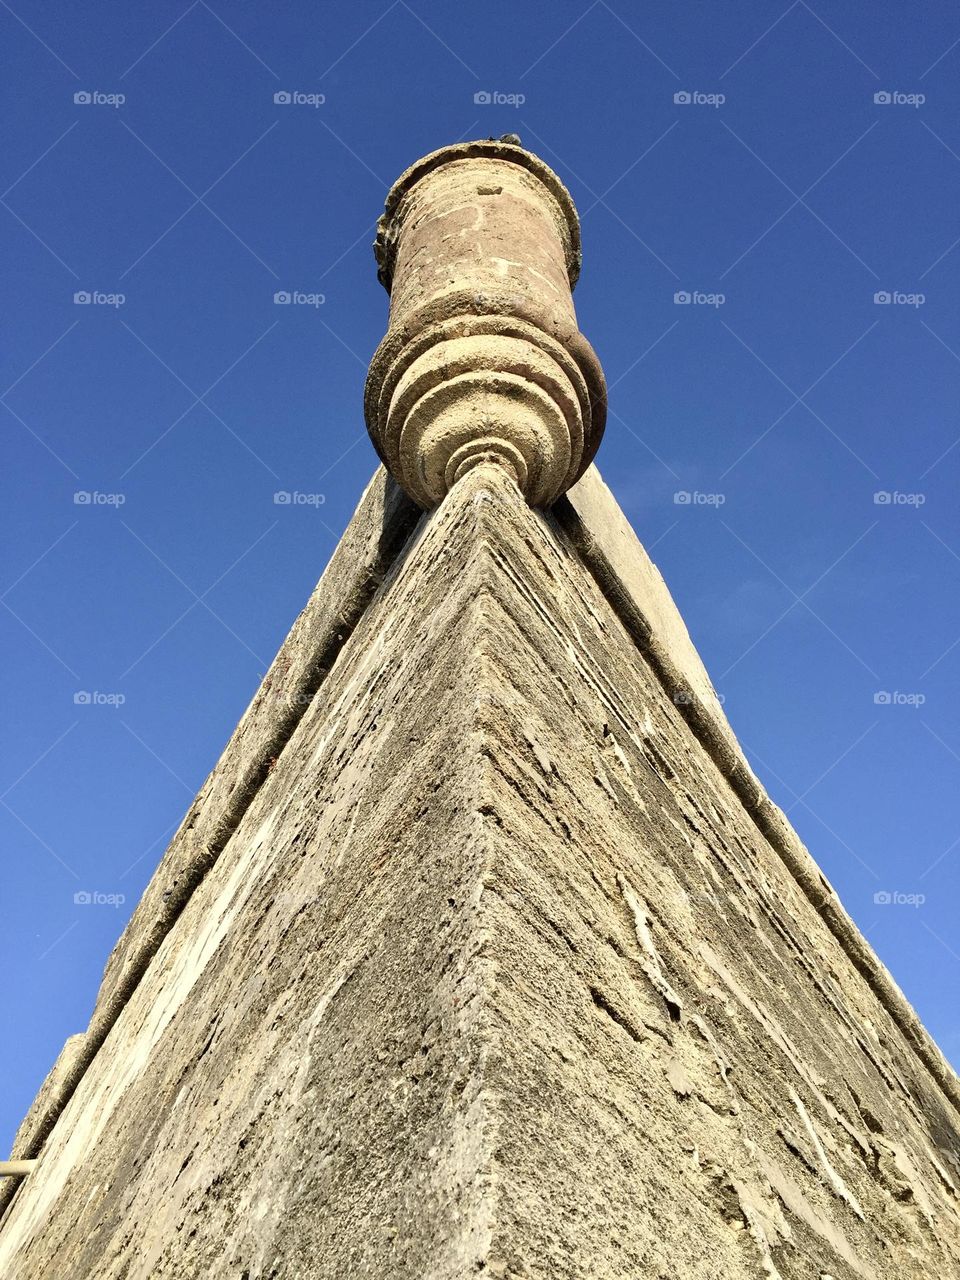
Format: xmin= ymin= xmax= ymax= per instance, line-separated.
xmin=364 ymin=139 xmax=607 ymax=508
xmin=1 ymin=463 xmax=958 ymax=1279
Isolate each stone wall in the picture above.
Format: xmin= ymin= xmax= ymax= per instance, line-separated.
xmin=1 ymin=463 xmax=957 ymax=1277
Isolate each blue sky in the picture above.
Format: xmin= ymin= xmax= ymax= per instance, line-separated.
xmin=2 ymin=0 xmax=959 ymax=1150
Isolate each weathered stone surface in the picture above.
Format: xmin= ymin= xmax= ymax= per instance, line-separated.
xmin=0 ymin=467 xmax=420 ymax=1207
xmin=365 ymin=139 xmax=606 ymax=507
xmin=559 ymin=465 xmax=727 ymax=723
xmin=2 ymin=463 xmax=958 ymax=1278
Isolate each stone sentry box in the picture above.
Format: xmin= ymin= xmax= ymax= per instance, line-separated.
xmin=364 ymin=138 xmax=607 ymax=509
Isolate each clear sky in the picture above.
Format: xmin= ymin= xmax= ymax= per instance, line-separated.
xmin=2 ymin=0 xmax=959 ymax=1152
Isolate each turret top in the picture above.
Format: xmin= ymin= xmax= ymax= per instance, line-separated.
xmin=373 ymin=137 xmax=583 ymax=291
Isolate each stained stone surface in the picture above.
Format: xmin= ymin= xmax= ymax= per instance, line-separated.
xmin=2 ymin=463 xmax=959 ymax=1279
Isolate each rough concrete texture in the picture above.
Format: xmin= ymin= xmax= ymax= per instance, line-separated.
xmin=2 ymin=462 xmax=958 ymax=1278
xmin=365 ymin=140 xmax=606 ymax=507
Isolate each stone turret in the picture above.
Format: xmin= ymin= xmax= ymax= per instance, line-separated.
xmin=364 ymin=138 xmax=606 ymax=508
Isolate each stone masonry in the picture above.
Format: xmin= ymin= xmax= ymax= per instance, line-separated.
xmin=1 ymin=140 xmax=958 ymax=1279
